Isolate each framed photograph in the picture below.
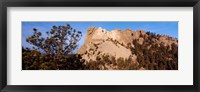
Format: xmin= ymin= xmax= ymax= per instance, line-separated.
xmin=0 ymin=0 xmax=199 ymax=92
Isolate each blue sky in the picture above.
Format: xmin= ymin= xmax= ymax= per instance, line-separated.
xmin=22 ymin=22 xmax=178 ymax=51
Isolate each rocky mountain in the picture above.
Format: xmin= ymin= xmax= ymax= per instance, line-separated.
xmin=77 ymin=27 xmax=178 ymax=70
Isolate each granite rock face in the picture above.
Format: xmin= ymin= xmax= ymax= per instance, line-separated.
xmin=77 ymin=27 xmax=178 ymax=68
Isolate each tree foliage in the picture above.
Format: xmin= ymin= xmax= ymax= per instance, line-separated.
xmin=23 ymin=24 xmax=84 ymax=70
xmin=26 ymin=24 xmax=82 ymax=55
xmin=131 ymin=32 xmax=178 ymax=70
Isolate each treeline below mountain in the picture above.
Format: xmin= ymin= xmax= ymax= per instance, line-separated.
xmin=131 ymin=32 xmax=178 ymax=70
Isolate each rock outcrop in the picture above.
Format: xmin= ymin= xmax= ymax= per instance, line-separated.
xmin=76 ymin=27 xmax=178 ymax=70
